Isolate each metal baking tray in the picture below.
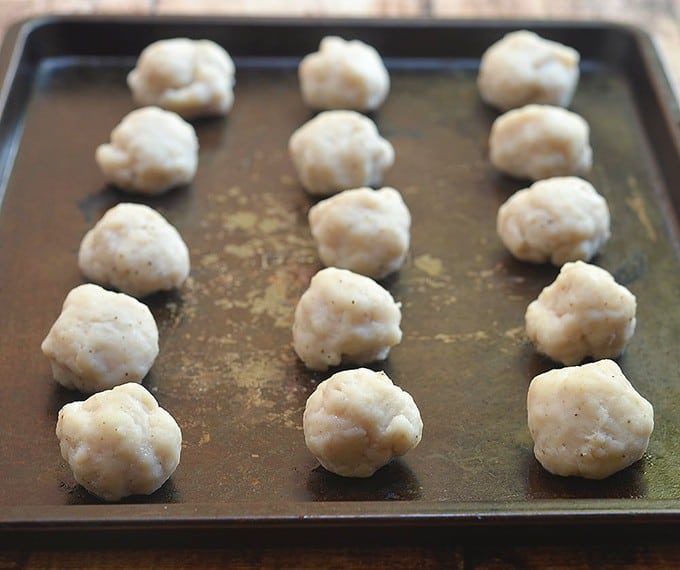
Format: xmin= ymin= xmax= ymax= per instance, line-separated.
xmin=1 ymin=16 xmax=680 ymax=539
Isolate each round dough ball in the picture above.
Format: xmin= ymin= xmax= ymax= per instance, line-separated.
xmin=478 ymin=30 xmax=580 ymax=111
xmin=497 ymin=176 xmax=610 ymax=265
xmin=303 ymin=368 xmax=422 ymax=477
xmin=309 ymin=186 xmax=411 ymax=279
xmin=288 ymin=110 xmax=394 ymax=195
xmin=56 ymin=382 xmax=182 ymax=501
xmin=96 ymin=106 xmax=198 ymax=194
xmin=41 ymin=284 xmax=159 ymax=393
xmin=489 ymin=104 xmax=592 ymax=180
xmin=525 ymin=261 xmax=636 ymax=365
xmin=127 ymin=38 xmax=235 ymax=119
xmin=299 ymin=36 xmax=390 ymax=111
xmin=78 ymin=203 xmax=190 ymax=298
xmin=292 ymin=267 xmax=402 ymax=371
xmin=527 ymin=359 xmax=653 ymax=479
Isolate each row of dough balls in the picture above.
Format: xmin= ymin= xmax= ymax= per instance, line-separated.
xmin=41 ymin=38 xmax=250 ymax=501
xmin=43 ymin=202 xmax=190 ymax=393
xmin=292 ymin=268 xmax=423 ymax=479
xmin=100 ymin=39 xmax=230 ymax=194
xmin=293 ymin=191 xmax=417 ymax=477
xmin=293 ymin=253 xmax=421 ymax=480
xmin=291 ymin=39 xmax=419 ymax=477
xmin=479 ymin=32 xmax=591 ymax=181
xmin=129 ymin=35 xmax=390 ymax=119
xmin=522 ymin=257 xmax=652 ymax=480
xmin=482 ymin=38 xmax=632 ymax=366
xmin=99 ymin=38 xmax=235 ymax=194
xmin=43 ymin=284 xmax=183 ymax=501
xmin=478 ymin=32 xmax=654 ymax=480
xmin=43 ymin=40 xmax=224 ymax=502
xmin=42 ymin=203 xmax=191 ymax=500
xmin=295 ymin=37 xmax=394 ymax=194
xmin=47 ymin=39 xmax=199 ymax=495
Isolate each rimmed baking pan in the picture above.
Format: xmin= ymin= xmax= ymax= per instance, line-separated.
xmin=1 ymin=16 xmax=680 ymax=540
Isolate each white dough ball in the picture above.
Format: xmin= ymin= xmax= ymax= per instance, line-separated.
xmin=288 ymin=110 xmax=394 ymax=195
xmin=303 ymin=368 xmax=422 ymax=477
xmin=309 ymin=186 xmax=411 ymax=279
xmin=527 ymin=360 xmax=653 ymax=479
xmin=497 ymin=177 xmax=610 ymax=265
xmin=478 ymin=30 xmax=580 ymax=111
xmin=78 ymin=203 xmax=190 ymax=298
xmin=299 ymin=36 xmax=390 ymax=111
xmin=525 ymin=261 xmax=636 ymax=365
xmin=56 ymin=382 xmax=182 ymax=501
xmin=41 ymin=284 xmax=159 ymax=393
xmin=292 ymin=267 xmax=402 ymax=371
xmin=489 ymin=104 xmax=592 ymax=180
xmin=127 ymin=38 xmax=235 ymax=118
xmin=96 ymin=106 xmax=198 ymax=194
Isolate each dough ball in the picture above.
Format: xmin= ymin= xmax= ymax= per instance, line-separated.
xmin=78 ymin=203 xmax=190 ymax=298
xmin=303 ymin=368 xmax=422 ymax=477
xmin=299 ymin=36 xmax=390 ymax=111
xmin=96 ymin=106 xmax=198 ymax=194
xmin=288 ymin=110 xmax=394 ymax=195
xmin=527 ymin=359 xmax=653 ymax=479
xmin=525 ymin=261 xmax=636 ymax=365
xmin=41 ymin=284 xmax=159 ymax=393
xmin=497 ymin=177 xmax=610 ymax=265
xmin=293 ymin=267 xmax=402 ymax=371
xmin=489 ymin=104 xmax=592 ymax=180
xmin=56 ymin=382 xmax=182 ymax=501
xmin=478 ymin=30 xmax=580 ymax=111
xmin=127 ymin=38 xmax=235 ymax=118
xmin=309 ymin=186 xmax=411 ymax=279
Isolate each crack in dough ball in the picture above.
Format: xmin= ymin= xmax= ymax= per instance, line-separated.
xmin=303 ymin=368 xmax=422 ymax=477
xmin=478 ymin=30 xmax=580 ymax=111
xmin=96 ymin=106 xmax=198 ymax=194
xmin=525 ymin=261 xmax=636 ymax=365
xmin=293 ymin=267 xmax=402 ymax=370
xmin=489 ymin=104 xmax=592 ymax=180
xmin=309 ymin=186 xmax=411 ymax=279
xmin=56 ymin=383 xmax=182 ymax=501
xmin=299 ymin=36 xmax=390 ymax=111
xmin=497 ymin=177 xmax=610 ymax=265
xmin=127 ymin=38 xmax=235 ymax=119
xmin=41 ymin=284 xmax=159 ymax=393
xmin=527 ymin=360 xmax=653 ymax=479
xmin=288 ymin=110 xmax=394 ymax=195
xmin=78 ymin=203 xmax=190 ymax=298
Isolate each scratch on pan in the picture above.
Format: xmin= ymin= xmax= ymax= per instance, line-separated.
xmin=412 ymin=331 xmax=491 ymax=343
xmin=626 ymin=176 xmax=657 ymax=242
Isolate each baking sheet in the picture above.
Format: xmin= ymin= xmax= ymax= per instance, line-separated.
xmin=1 ymin=16 xmax=680 ymax=536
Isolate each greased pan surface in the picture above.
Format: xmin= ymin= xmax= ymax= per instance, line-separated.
xmin=0 ymin=17 xmax=679 ymax=535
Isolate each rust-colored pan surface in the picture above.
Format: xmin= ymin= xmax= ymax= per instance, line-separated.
xmin=1 ymin=17 xmax=680 ymax=538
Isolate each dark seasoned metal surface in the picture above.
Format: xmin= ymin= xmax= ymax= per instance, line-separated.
xmin=0 ymin=18 xmax=679 ymax=531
